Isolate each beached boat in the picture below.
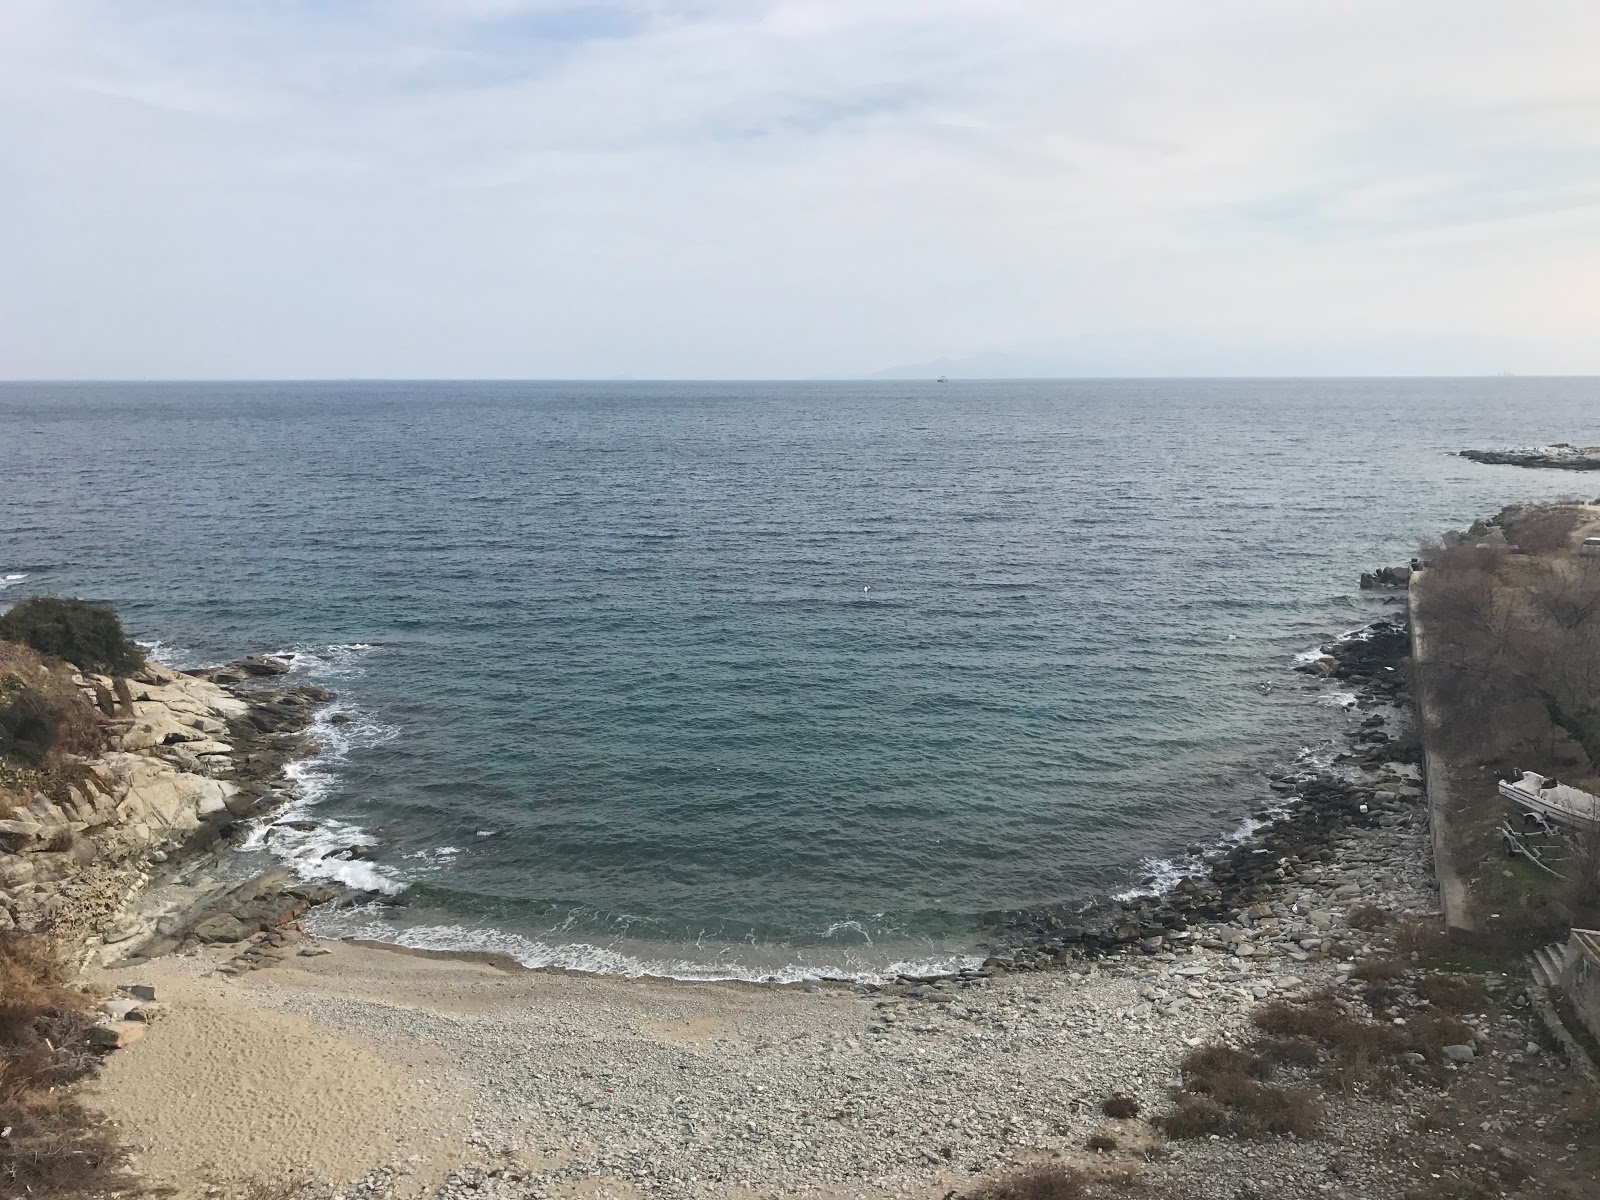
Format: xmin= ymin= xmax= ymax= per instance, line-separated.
xmin=1499 ymin=770 xmax=1600 ymax=834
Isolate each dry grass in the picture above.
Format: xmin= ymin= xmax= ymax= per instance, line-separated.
xmin=1394 ymin=916 xmax=1449 ymax=958
xmin=1101 ymin=1094 xmax=1142 ymax=1119
xmin=0 ymin=932 xmax=143 ymax=1198
xmin=1250 ymin=989 xmax=1475 ymax=1086
xmin=1254 ymin=1036 xmax=1321 ymax=1068
xmin=962 ymin=1163 xmax=1145 ymax=1200
xmin=0 ymin=640 xmax=104 ymax=769
xmin=1413 ymin=973 xmax=1488 ymax=1014
xmin=1346 ymin=904 xmax=1394 ymax=930
xmin=0 ymin=640 xmax=105 ymax=817
xmin=1350 ymin=957 xmax=1407 ymax=983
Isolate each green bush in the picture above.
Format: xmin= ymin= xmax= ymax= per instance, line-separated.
xmin=0 ymin=680 xmax=61 ymax=766
xmin=0 ymin=597 xmax=144 ymax=676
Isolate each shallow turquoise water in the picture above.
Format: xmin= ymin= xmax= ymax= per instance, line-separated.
xmin=3 ymin=378 xmax=1597 ymax=977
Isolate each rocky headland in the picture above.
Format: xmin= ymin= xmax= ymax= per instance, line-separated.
xmin=0 ymin=645 xmax=345 ymax=991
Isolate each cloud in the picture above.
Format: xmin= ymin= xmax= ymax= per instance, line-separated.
xmin=1 ymin=0 xmax=1598 ymax=378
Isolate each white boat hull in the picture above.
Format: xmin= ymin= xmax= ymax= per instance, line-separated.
xmin=1500 ymin=774 xmax=1600 ymax=834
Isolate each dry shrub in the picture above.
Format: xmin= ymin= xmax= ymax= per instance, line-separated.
xmin=1346 ymin=904 xmax=1393 ymax=930
xmin=1500 ymin=504 xmax=1583 ymax=555
xmin=1250 ymin=991 xmax=1348 ymax=1039
xmin=1252 ymin=993 xmax=1408 ymax=1082
xmin=1101 ymin=1093 xmax=1141 ymax=1119
xmin=1256 ymin=1036 xmax=1320 ymax=1068
xmin=1182 ymin=1042 xmax=1273 ymax=1080
xmin=0 ymin=641 xmax=104 ymax=768
xmin=1413 ymin=973 xmax=1487 ymax=1014
xmin=1159 ymin=1041 xmax=1321 ymax=1139
xmin=1394 ymin=916 xmax=1447 ymax=958
xmin=1086 ymin=1133 xmax=1119 ymax=1152
xmin=1406 ymin=1014 xmax=1476 ymax=1055
xmin=0 ymin=932 xmax=141 ymax=1198
xmin=1350 ymin=957 xmax=1407 ymax=983
xmin=1361 ymin=984 xmax=1400 ymax=1015
xmin=1158 ymin=1094 xmax=1228 ymax=1139
xmin=962 ymin=1162 xmax=1142 ymax=1200
xmin=218 ymin=1175 xmax=319 ymax=1200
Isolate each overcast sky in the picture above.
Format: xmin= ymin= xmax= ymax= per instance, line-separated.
xmin=3 ymin=1 xmax=1598 ymax=379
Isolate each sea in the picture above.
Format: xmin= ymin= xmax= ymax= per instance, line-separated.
xmin=3 ymin=378 xmax=1598 ymax=980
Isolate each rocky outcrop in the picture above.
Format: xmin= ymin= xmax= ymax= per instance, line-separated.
xmin=1359 ymin=564 xmax=1415 ymax=589
xmin=0 ymin=655 xmax=333 ymax=954
xmin=110 ymin=865 xmax=342 ymax=967
xmin=1459 ymin=444 xmax=1600 ymax=471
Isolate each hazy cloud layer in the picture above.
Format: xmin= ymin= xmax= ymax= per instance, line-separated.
xmin=2 ymin=1 xmax=1598 ymax=378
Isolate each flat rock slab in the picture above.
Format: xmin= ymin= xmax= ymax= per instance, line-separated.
xmin=90 ymin=1021 xmax=148 ymax=1049
xmin=1459 ymin=445 xmax=1600 ymax=470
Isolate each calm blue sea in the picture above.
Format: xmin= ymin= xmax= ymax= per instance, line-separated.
xmin=3 ymin=379 xmax=1598 ymax=978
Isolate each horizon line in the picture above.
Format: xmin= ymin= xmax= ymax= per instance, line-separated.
xmin=2 ymin=373 xmax=1596 ymax=385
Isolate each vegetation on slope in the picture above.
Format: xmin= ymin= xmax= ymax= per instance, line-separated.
xmin=0 ymin=615 xmax=140 ymax=1196
xmin=1412 ymin=500 xmax=1600 ymax=926
xmin=0 ymin=596 xmax=144 ymax=677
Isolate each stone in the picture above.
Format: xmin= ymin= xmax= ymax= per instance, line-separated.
xmin=190 ymin=913 xmax=248 ymax=943
xmin=1441 ymin=1044 xmax=1475 ymax=1063
xmin=118 ymin=983 xmax=158 ymax=1001
xmin=89 ymin=1021 xmax=147 ymax=1049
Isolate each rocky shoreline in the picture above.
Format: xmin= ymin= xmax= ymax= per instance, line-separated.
xmin=0 ymin=650 xmax=340 ymax=974
xmin=841 ymin=613 xmax=1422 ymax=996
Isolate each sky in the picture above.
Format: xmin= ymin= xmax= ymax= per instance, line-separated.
xmin=2 ymin=1 xmax=1598 ymax=380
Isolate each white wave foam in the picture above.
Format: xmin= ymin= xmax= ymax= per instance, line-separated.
xmin=1114 ymin=854 xmax=1202 ymax=901
xmin=269 ymin=642 xmax=381 ymax=681
xmin=304 ymin=910 xmax=982 ymax=984
xmin=1114 ymin=805 xmax=1269 ymax=901
xmin=0 ymin=572 xmax=27 ymax=592
xmin=1292 ymin=645 xmax=1328 ymax=665
xmin=135 ymin=637 xmax=208 ymax=670
xmin=1318 ymin=691 xmax=1359 ymax=708
xmin=246 ymin=693 xmax=406 ymax=895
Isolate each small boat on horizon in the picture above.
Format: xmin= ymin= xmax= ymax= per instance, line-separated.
xmin=1499 ymin=770 xmax=1600 ymax=834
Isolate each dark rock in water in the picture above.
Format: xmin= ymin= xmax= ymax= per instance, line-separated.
xmin=1459 ymin=444 xmax=1600 ymax=471
xmin=186 ymin=654 xmax=299 ymax=687
xmin=235 ymin=654 xmax=292 ymax=676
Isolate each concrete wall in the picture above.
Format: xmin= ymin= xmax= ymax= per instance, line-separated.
xmin=1562 ymin=929 xmax=1600 ymax=1042
xmin=1409 ymin=573 xmax=1475 ymax=932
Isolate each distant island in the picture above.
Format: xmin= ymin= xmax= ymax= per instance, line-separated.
xmin=1459 ymin=444 xmax=1600 ymax=470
